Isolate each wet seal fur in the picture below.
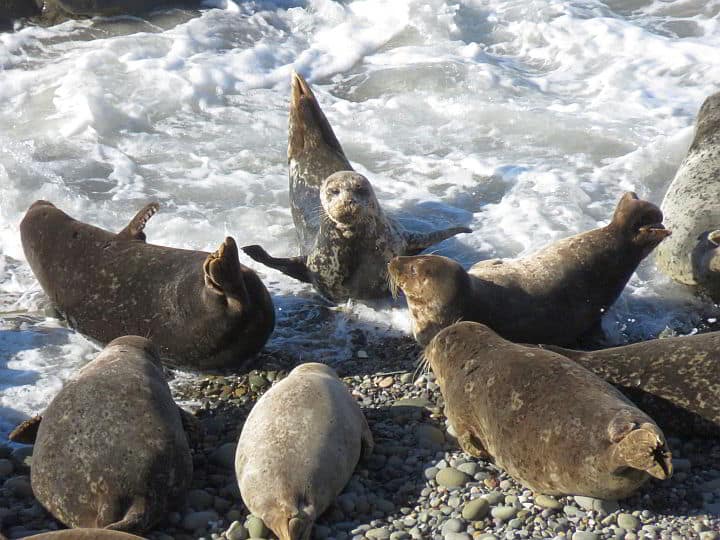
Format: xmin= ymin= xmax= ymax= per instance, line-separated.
xmin=8 ymin=336 xmax=193 ymax=532
xmin=20 ymin=200 xmax=274 ymax=369
xmin=426 ymin=321 xmax=672 ymax=499
xmin=389 ymin=192 xmax=670 ymax=346
xmin=544 ymin=332 xmax=720 ymax=439
xmin=235 ymin=362 xmax=373 ymax=540
xmin=656 ymin=91 xmax=720 ymax=299
xmin=244 ymin=171 xmax=470 ymax=301
xmin=22 ymin=530 xmax=147 ymax=539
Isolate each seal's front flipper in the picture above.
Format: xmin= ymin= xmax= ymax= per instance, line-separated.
xmin=8 ymin=415 xmax=42 ymax=444
xmin=611 ymin=420 xmax=672 ymax=480
xmin=458 ymin=431 xmax=490 ymax=459
xmin=103 ymin=497 xmax=150 ymax=532
xmin=204 ymin=237 xmax=249 ymax=303
xmin=242 ymin=244 xmax=312 ymax=284
xmin=178 ymin=407 xmax=201 ymax=448
xmin=118 ymin=202 xmax=160 ymax=242
xmin=404 ymin=226 xmax=472 ymax=255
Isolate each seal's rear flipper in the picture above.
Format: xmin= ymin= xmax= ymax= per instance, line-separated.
xmin=118 ymin=202 xmax=160 ymax=242
xmin=204 ymin=237 xmax=249 ymax=302
xmin=103 ymin=497 xmax=149 ymax=532
xmin=403 ymin=226 xmax=472 ymax=255
xmin=274 ymin=511 xmax=313 ymax=540
xmin=611 ymin=421 xmax=673 ymax=480
xmin=9 ymin=415 xmax=42 ymax=444
xmin=242 ymin=245 xmax=312 ymax=284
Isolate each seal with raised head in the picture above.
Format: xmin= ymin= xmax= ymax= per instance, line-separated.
xmin=426 ymin=321 xmax=672 ymax=499
xmin=243 ymin=171 xmax=470 ymax=302
xmin=655 ymin=91 xmax=720 ymax=299
xmin=543 ymin=332 xmax=720 ymax=439
xmin=22 ymin=530 xmax=147 ymax=540
xmin=235 ymin=362 xmax=373 ymax=540
xmin=20 ymin=200 xmax=274 ymax=370
xmin=8 ymin=336 xmax=193 ymax=533
xmin=388 ymin=192 xmax=670 ymax=346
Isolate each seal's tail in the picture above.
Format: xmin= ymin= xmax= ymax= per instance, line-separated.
xmin=614 ymin=423 xmax=673 ymax=480
xmin=276 ymin=510 xmax=314 ymax=540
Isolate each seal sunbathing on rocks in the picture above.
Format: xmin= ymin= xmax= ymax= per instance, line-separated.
xmin=388 ymin=192 xmax=670 ymax=345
xmin=235 ymin=362 xmax=373 ymax=540
xmin=543 ymin=331 xmax=720 ymax=439
xmin=243 ymin=171 xmax=470 ymax=302
xmin=22 ymin=530 xmax=147 ymax=539
xmin=8 ymin=336 xmax=193 ymax=533
xmin=20 ymin=200 xmax=274 ymax=370
xmin=655 ymin=91 xmax=720 ymax=299
xmin=426 ymin=321 xmax=672 ymax=499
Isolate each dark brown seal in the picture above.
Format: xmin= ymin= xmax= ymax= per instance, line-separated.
xmin=20 ymin=200 xmax=274 ymax=370
xmin=22 ymin=530 xmax=147 ymax=539
xmin=426 ymin=321 xmax=672 ymax=499
xmin=244 ymin=171 xmax=470 ymax=301
xmin=388 ymin=192 xmax=670 ymax=346
xmin=544 ymin=332 xmax=720 ymax=439
xmin=8 ymin=336 xmax=193 ymax=532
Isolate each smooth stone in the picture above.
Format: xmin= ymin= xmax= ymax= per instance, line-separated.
xmin=435 ymin=468 xmax=470 ymax=489
xmin=701 ymin=478 xmax=720 ymax=492
xmin=535 ymin=494 xmax=563 ymax=510
xmin=572 ymin=533 xmax=599 ymax=540
xmin=3 ymin=476 xmax=32 ymax=498
xmin=182 ymin=510 xmax=220 ymax=531
xmin=389 ymin=532 xmax=409 ymax=540
xmin=574 ymin=496 xmax=619 ymax=514
xmin=456 ymin=462 xmax=477 ymax=477
xmin=490 ymin=506 xmax=517 ymax=522
xmin=0 ymin=459 xmax=14 ymax=477
xmin=484 ymin=492 xmax=504 ymax=505
xmin=617 ymin=513 xmax=640 ymax=531
xmin=444 ymin=534 xmax=471 ymax=540
xmin=673 ymin=458 xmax=692 ymax=471
xmin=246 ymin=515 xmax=268 ymax=538
xmin=461 ymin=498 xmax=490 ymax=520
xmin=416 ymin=425 xmax=445 ymax=447
xmin=366 ymin=528 xmax=391 ymax=540
xmin=507 ymin=518 xmax=522 ymax=529
xmin=188 ymin=489 xmax=214 ymax=510
xmin=563 ymin=505 xmax=585 ymax=518
xmin=211 ymin=442 xmax=237 ymax=469
xmin=226 ymin=521 xmax=249 ymax=540
xmin=441 ymin=518 xmax=464 ymax=534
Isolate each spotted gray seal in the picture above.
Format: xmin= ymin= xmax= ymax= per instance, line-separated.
xmin=235 ymin=362 xmax=373 ymax=540
xmin=8 ymin=336 xmax=193 ymax=532
xmin=243 ymin=171 xmax=470 ymax=302
xmin=22 ymin=530 xmax=147 ymax=539
xmin=426 ymin=321 xmax=672 ymax=499
xmin=544 ymin=331 xmax=720 ymax=439
xmin=388 ymin=192 xmax=670 ymax=345
xmin=20 ymin=200 xmax=274 ymax=370
xmin=655 ymin=91 xmax=720 ymax=298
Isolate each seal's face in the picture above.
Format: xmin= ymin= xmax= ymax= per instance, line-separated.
xmin=320 ymin=172 xmax=379 ymax=227
xmin=423 ymin=321 xmax=492 ymax=389
xmin=388 ymin=255 xmax=465 ymax=302
xmin=612 ymin=192 xmax=671 ymax=256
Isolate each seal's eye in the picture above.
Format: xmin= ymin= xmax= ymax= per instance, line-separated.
xmin=356 ymin=187 xmax=369 ymax=197
xmin=328 ymin=187 xmax=340 ymax=196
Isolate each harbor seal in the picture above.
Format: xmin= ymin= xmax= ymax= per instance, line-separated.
xmin=426 ymin=321 xmax=672 ymax=499
xmin=0 ymin=0 xmax=41 ymax=27
xmin=655 ymin=91 xmax=720 ymax=298
xmin=543 ymin=332 xmax=720 ymax=439
xmin=22 ymin=530 xmax=147 ymax=539
xmin=388 ymin=192 xmax=670 ymax=345
xmin=20 ymin=200 xmax=274 ymax=370
xmin=243 ymin=171 xmax=470 ymax=302
xmin=8 ymin=336 xmax=193 ymax=532
xmin=235 ymin=362 xmax=373 ymax=540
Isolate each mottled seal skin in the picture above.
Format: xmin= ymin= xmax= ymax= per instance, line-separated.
xmin=244 ymin=171 xmax=470 ymax=302
xmin=235 ymin=363 xmax=373 ymax=540
xmin=22 ymin=530 xmax=147 ymax=539
xmin=8 ymin=336 xmax=193 ymax=532
xmin=656 ymin=91 xmax=720 ymax=299
xmin=389 ymin=192 xmax=670 ymax=346
xmin=426 ymin=322 xmax=672 ymax=499
xmin=20 ymin=200 xmax=274 ymax=370
xmin=544 ymin=332 xmax=720 ymax=439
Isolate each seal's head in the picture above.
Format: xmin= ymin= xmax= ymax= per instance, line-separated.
xmin=691 ymin=229 xmax=720 ymax=297
xmin=320 ymin=171 xmax=381 ymax=228
xmin=106 ymin=335 xmax=161 ymax=361
xmin=388 ymin=255 xmax=470 ymax=345
xmin=691 ymin=91 xmax=720 ymax=150
xmin=610 ymin=192 xmax=670 ymax=257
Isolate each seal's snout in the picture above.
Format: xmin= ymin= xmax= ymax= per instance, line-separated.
xmin=29 ymin=200 xmax=55 ymax=211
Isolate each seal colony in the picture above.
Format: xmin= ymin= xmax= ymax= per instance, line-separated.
xmin=20 ymin=200 xmax=275 ymax=370
xmin=4 ymin=76 xmax=720 ymax=539
xmin=388 ymin=192 xmax=670 ymax=346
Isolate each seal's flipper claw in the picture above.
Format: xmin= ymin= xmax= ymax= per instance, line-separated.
xmin=403 ymin=226 xmax=472 ymax=255
xmin=104 ymin=498 xmax=149 ymax=532
xmin=242 ymin=244 xmax=312 ymax=284
xmin=204 ymin=237 xmax=247 ymax=300
xmin=118 ymin=202 xmax=160 ymax=241
xmin=614 ymin=423 xmax=673 ymax=480
xmin=458 ymin=431 xmax=490 ymax=459
xmin=9 ymin=415 xmax=42 ymax=444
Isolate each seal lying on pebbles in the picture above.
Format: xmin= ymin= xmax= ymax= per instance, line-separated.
xmin=425 ymin=321 xmax=673 ymax=499
xmin=20 ymin=200 xmax=274 ymax=370
xmin=22 ymin=530 xmax=147 ymax=539
xmin=244 ymin=171 xmax=470 ymax=301
xmin=235 ymin=362 xmax=373 ymax=540
xmin=389 ymin=192 xmax=670 ymax=345
xmin=544 ymin=332 xmax=720 ymax=439
xmin=8 ymin=336 xmax=193 ymax=532
xmin=655 ymin=91 xmax=720 ymax=299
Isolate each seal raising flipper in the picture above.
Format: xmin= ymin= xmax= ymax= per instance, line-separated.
xmin=117 ymin=202 xmax=159 ymax=242
xmin=404 ymin=226 xmax=472 ymax=255
xmin=242 ymin=244 xmax=312 ymax=284
xmin=289 ymin=71 xmax=352 ymax=251
xmin=8 ymin=414 xmax=42 ymax=444
xmin=609 ymin=420 xmax=673 ymax=480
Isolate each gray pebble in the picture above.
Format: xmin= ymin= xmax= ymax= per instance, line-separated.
xmin=0 ymin=459 xmax=14 ymax=477
xmin=617 ymin=513 xmax=640 ymax=531
xmin=435 ymin=468 xmax=470 ymax=489
xmin=490 ymin=505 xmax=517 ymax=522
xmin=211 ymin=442 xmax=237 ymax=469
xmin=182 ymin=510 xmax=220 ymax=531
xmin=3 ymin=476 xmax=32 ymax=498
xmin=366 ymin=527 xmax=391 ymax=540
xmin=461 ymin=498 xmax=489 ymax=521
xmin=572 ymin=533 xmax=598 ymax=540
xmin=535 ymin=495 xmax=562 ymax=510
xmin=225 ymin=521 xmax=249 ymax=540
xmin=246 ymin=515 xmax=268 ymax=538
xmin=441 ymin=518 xmax=464 ymax=534
xmin=573 ymin=496 xmax=619 ymax=514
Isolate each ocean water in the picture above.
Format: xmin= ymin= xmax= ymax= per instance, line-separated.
xmin=1 ymin=0 xmax=720 ymax=438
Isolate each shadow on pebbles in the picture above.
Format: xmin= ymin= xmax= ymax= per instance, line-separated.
xmin=1 ymin=334 xmax=719 ymax=540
